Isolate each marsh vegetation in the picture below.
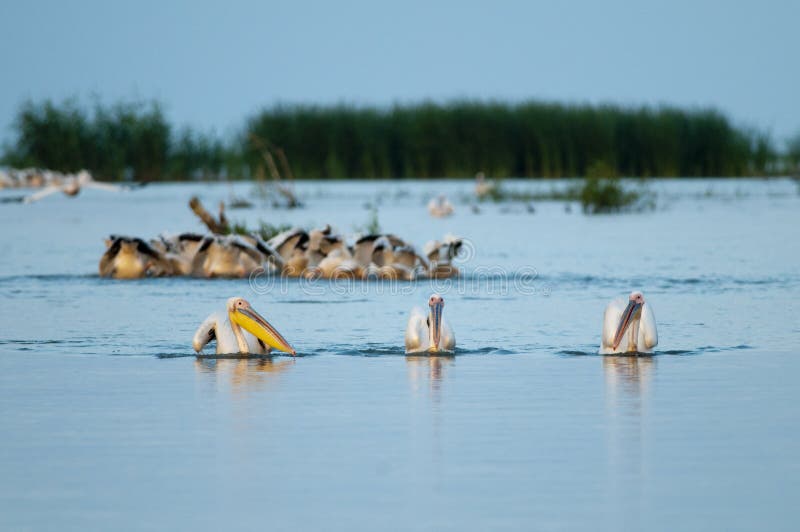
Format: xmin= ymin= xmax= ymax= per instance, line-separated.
xmin=2 ymin=99 xmax=793 ymax=182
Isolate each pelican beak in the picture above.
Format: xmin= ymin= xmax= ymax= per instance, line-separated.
xmin=612 ymin=300 xmax=642 ymax=350
xmin=231 ymin=305 xmax=296 ymax=355
xmin=429 ymin=301 xmax=444 ymax=352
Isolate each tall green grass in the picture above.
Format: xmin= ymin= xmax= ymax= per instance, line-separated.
xmin=244 ymin=102 xmax=772 ymax=178
xmin=1 ymin=98 xmax=787 ymax=180
xmin=1 ymin=99 xmax=225 ymax=181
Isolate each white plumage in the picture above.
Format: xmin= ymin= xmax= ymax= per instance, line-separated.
xmin=193 ymin=297 xmax=295 ymax=356
xmin=24 ymin=170 xmax=125 ymax=203
xmin=405 ymin=294 xmax=456 ymax=354
xmin=599 ymin=291 xmax=658 ymax=354
xmin=193 ymin=311 xmax=270 ymax=355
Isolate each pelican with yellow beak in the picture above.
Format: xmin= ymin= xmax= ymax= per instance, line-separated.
xmin=405 ymin=294 xmax=455 ymax=354
xmin=599 ymin=291 xmax=658 ymax=354
xmin=193 ymin=297 xmax=296 ymax=355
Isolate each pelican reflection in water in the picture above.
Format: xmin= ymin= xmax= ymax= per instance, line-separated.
xmin=406 ymin=354 xmax=454 ymax=408
xmin=603 ymin=355 xmax=655 ymax=399
xmin=603 ymin=353 xmax=655 ymax=523
xmin=194 ymin=357 xmax=295 ymax=393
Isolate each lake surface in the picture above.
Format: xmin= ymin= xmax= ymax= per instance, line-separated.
xmin=1 ymin=178 xmax=799 ymax=531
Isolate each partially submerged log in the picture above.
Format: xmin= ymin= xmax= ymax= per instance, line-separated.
xmin=189 ymin=196 xmax=229 ymax=234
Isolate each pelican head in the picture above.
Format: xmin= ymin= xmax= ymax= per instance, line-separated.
xmin=612 ymin=291 xmax=645 ymax=350
xmin=226 ymin=297 xmax=296 ymax=355
xmin=428 ymin=293 xmax=445 ymax=351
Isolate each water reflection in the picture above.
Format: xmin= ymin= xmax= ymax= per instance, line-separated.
xmin=405 ymin=355 xmax=454 ymax=404
xmin=603 ymin=355 xmax=656 ymax=530
xmin=406 ymin=354 xmax=454 ymax=476
xmin=194 ymin=357 xmax=295 ymax=394
xmin=603 ymin=355 xmax=655 ymax=402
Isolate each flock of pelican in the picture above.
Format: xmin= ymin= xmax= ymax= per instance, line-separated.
xmin=194 ymin=290 xmax=657 ymax=356
xmin=4 ymin=167 xmax=658 ymax=357
xmin=99 ymin=226 xmax=464 ymax=280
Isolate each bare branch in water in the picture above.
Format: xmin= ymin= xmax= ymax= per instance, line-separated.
xmin=189 ymin=196 xmax=229 ymax=234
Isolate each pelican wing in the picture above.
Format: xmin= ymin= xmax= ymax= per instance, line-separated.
xmin=440 ymin=317 xmax=456 ymax=352
xmin=134 ymin=238 xmax=173 ymax=276
xmin=640 ymin=303 xmax=658 ymax=351
xmin=352 ymin=235 xmax=379 ymax=267
xmin=423 ymin=240 xmax=441 ymax=262
xmin=251 ymin=238 xmax=285 ymax=269
xmin=405 ymin=307 xmax=428 ymax=353
xmin=268 ymin=228 xmax=308 ymax=261
xmin=599 ymin=298 xmax=626 ymax=354
xmin=83 ymin=180 xmax=125 ymax=193
xmin=98 ymin=238 xmax=123 ymax=277
xmin=229 ymin=237 xmax=265 ymax=265
xmin=23 ymin=185 xmax=61 ymax=203
xmin=393 ymin=246 xmax=420 ymax=269
xmin=190 ymin=236 xmax=215 ymax=276
xmin=193 ymin=313 xmax=219 ymax=352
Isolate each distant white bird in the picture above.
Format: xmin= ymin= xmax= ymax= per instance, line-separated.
xmin=23 ymin=170 xmax=125 ymax=203
xmin=405 ymin=293 xmax=456 ymax=354
xmin=428 ymin=194 xmax=454 ymax=217
xmin=474 ymin=171 xmax=496 ymax=199
xmin=599 ymin=291 xmax=658 ymax=354
xmin=193 ymin=297 xmax=296 ymax=355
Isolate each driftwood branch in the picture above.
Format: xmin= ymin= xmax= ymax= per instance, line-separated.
xmin=189 ymin=196 xmax=229 ymax=234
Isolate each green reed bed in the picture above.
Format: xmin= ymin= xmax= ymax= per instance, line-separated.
xmin=2 ymin=98 xmax=789 ymax=181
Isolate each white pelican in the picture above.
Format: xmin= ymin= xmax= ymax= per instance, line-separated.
xmin=428 ymin=194 xmax=454 ymax=217
xmin=352 ymin=234 xmax=403 ymax=267
xmin=149 ymin=233 xmax=207 ymax=276
xmin=99 ymin=235 xmax=174 ymax=278
xmin=190 ymin=235 xmax=266 ymax=278
xmin=268 ymin=228 xmax=309 ymax=262
xmin=306 ymin=246 xmax=364 ymax=279
xmin=405 ymin=294 xmax=456 ymax=354
xmin=599 ymin=291 xmax=658 ymax=355
xmin=284 ymin=247 xmax=310 ymax=277
xmin=423 ymin=234 xmax=463 ymax=278
xmin=474 ymin=171 xmax=496 ymax=199
xmin=268 ymin=228 xmax=310 ymax=277
xmin=23 ymin=170 xmax=125 ymax=203
xmin=236 ymin=234 xmax=285 ymax=272
xmin=193 ymin=297 xmax=296 ymax=356
xmin=305 ymin=227 xmax=347 ymax=271
xmin=366 ymin=236 xmax=428 ymax=280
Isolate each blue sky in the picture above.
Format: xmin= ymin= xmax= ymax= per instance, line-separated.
xmin=1 ymin=0 xmax=797 ymax=144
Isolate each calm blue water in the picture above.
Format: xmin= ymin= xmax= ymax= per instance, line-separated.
xmin=1 ymin=179 xmax=799 ymax=531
